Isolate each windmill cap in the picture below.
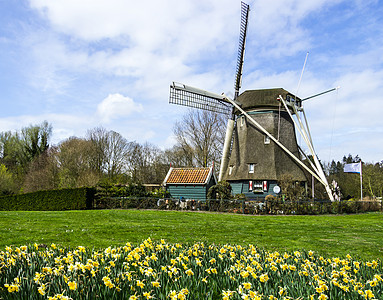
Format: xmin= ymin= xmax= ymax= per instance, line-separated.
xmin=236 ymin=88 xmax=301 ymax=111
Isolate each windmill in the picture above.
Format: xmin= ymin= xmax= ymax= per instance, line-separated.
xmin=169 ymin=2 xmax=336 ymax=201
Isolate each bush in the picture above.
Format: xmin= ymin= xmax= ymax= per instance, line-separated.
xmin=0 ymin=187 xmax=95 ymax=211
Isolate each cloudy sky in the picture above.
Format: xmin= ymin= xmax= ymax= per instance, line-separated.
xmin=1 ymin=0 xmax=382 ymax=163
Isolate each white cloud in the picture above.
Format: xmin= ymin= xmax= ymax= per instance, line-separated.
xmin=28 ymin=0 xmax=238 ymax=50
xmin=96 ymin=93 xmax=143 ymax=123
xmin=1 ymin=0 xmax=383 ymax=165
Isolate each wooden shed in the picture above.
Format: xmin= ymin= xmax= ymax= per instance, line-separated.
xmin=163 ymin=166 xmax=217 ymax=200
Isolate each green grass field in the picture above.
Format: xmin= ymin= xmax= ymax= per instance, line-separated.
xmin=0 ymin=210 xmax=382 ymax=260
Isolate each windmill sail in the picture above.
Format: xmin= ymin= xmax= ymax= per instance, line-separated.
xmin=220 ymin=2 xmax=250 ymax=181
xmin=234 ymin=1 xmax=250 ymax=100
xmin=169 ymin=82 xmax=232 ymax=116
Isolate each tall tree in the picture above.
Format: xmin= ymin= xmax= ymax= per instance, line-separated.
xmin=0 ymin=164 xmax=17 ymax=195
xmin=86 ymin=127 xmax=133 ymax=180
xmin=0 ymin=131 xmax=22 ymax=172
xmin=1 ymin=121 xmax=53 ymax=190
xmin=57 ymin=137 xmax=100 ymax=188
xmin=23 ymin=147 xmax=59 ymax=193
xmin=19 ymin=121 xmax=52 ymax=167
xmin=173 ymin=110 xmax=225 ymax=168
xmin=163 ymin=145 xmax=194 ymax=168
xmin=362 ymin=161 xmax=383 ymax=199
xmin=127 ymin=142 xmax=167 ymax=184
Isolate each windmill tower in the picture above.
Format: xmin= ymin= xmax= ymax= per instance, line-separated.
xmin=169 ymin=2 xmax=335 ymax=201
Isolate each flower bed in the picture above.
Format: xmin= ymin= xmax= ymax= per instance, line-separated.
xmin=0 ymin=239 xmax=382 ymax=299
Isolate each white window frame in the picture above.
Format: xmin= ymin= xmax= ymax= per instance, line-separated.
xmin=248 ymin=163 xmax=254 ymax=173
xmin=264 ymin=135 xmax=270 ymax=144
xmin=253 ymin=181 xmax=263 ymax=192
xmin=228 ymin=165 xmax=233 ymax=175
xmin=240 ymin=116 xmax=245 ymax=127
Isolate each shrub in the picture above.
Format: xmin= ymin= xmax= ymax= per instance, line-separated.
xmin=0 ymin=187 xmax=94 ymax=211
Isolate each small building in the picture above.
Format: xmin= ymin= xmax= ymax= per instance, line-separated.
xmin=163 ymin=166 xmax=217 ymax=200
xmin=142 ymin=183 xmax=162 ymax=193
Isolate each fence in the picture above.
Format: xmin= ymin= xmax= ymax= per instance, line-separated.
xmin=94 ymin=197 xmax=383 ymax=215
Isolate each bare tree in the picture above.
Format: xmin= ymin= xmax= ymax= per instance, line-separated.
xmin=87 ymin=127 xmax=108 ymax=176
xmin=23 ymin=147 xmax=59 ymax=192
xmin=173 ymin=110 xmax=226 ymax=167
xmin=86 ymin=127 xmax=133 ymax=179
xmin=126 ymin=142 xmax=168 ymax=184
xmin=163 ymin=145 xmax=194 ymax=168
xmin=104 ymin=130 xmax=133 ymax=177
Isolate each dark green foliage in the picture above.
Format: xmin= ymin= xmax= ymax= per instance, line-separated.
xmin=0 ymin=187 xmax=95 ymax=211
xmin=95 ymin=180 xmax=148 ymax=198
xmin=0 ymin=164 xmax=18 ymax=196
xmin=150 ymin=187 xmax=170 ymax=198
xmin=94 ymin=180 xmax=149 ymax=208
xmin=19 ymin=121 xmax=52 ymax=165
xmin=207 ymin=181 xmax=232 ymax=200
xmin=328 ymin=154 xmax=383 ymax=199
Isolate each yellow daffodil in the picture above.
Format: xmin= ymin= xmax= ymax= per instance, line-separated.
xmin=68 ymin=281 xmax=77 ymax=290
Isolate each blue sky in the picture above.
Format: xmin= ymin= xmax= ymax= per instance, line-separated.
xmin=1 ymin=0 xmax=382 ymax=164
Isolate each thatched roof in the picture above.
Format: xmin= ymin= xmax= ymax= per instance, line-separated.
xmin=223 ymin=110 xmax=307 ymax=182
xmin=235 ymin=88 xmax=301 ymax=111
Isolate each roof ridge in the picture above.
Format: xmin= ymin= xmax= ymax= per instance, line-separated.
xmin=164 ymin=167 xmax=213 ymax=184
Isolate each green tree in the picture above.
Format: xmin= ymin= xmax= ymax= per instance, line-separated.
xmin=0 ymin=164 xmax=17 ymax=195
xmin=362 ymin=162 xmax=383 ymax=199
xmin=0 ymin=131 xmax=22 ymax=173
xmin=279 ymin=173 xmax=305 ymax=200
xmin=207 ymin=181 xmax=232 ymax=200
xmin=19 ymin=121 xmax=52 ymax=168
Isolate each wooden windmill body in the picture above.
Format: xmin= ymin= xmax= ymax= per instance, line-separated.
xmin=222 ymin=89 xmax=307 ymax=197
xmin=169 ymin=2 xmax=335 ymax=201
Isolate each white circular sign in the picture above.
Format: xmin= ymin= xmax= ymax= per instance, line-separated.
xmin=273 ymin=185 xmax=281 ymax=194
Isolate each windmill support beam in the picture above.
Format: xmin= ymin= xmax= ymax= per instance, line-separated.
xmin=219 ymin=118 xmax=235 ymax=181
xmin=278 ymin=95 xmax=334 ymax=201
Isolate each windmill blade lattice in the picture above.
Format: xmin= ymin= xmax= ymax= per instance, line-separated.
xmin=169 ymin=82 xmax=232 ymax=116
xmin=234 ymin=1 xmax=250 ymax=99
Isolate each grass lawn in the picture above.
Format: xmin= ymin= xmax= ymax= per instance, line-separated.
xmin=0 ymin=210 xmax=382 ymax=260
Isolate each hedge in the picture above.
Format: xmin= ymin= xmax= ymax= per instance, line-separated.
xmin=0 ymin=187 xmax=95 ymax=211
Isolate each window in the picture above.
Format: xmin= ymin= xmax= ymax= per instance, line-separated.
xmin=253 ymin=181 xmax=263 ymax=191
xmin=250 ymin=180 xmax=263 ymax=192
xmin=248 ymin=163 xmax=254 ymax=173
xmin=264 ymin=135 xmax=270 ymax=144
xmin=229 ymin=166 xmax=233 ymax=175
xmin=240 ymin=116 xmax=245 ymax=127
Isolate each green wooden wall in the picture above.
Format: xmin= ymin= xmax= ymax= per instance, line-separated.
xmin=229 ymin=180 xmax=279 ymax=199
xmin=166 ymin=177 xmax=216 ymax=200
